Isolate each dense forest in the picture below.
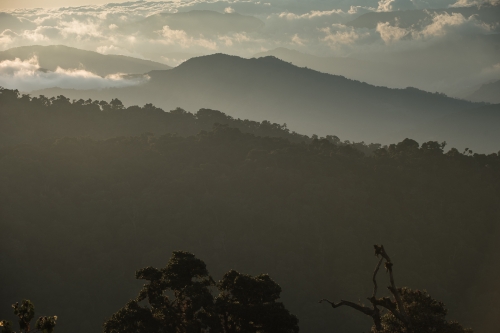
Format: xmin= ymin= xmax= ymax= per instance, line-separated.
xmin=0 ymin=88 xmax=380 ymax=154
xmin=1 ymin=88 xmax=499 ymax=333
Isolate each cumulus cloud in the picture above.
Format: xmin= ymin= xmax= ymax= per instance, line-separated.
xmin=450 ymin=0 xmax=500 ymax=7
xmin=376 ymin=22 xmax=409 ymax=43
xmin=420 ymin=12 xmax=491 ymax=37
xmin=321 ymin=24 xmax=370 ymax=47
xmin=375 ymin=11 xmax=492 ymax=45
xmin=0 ymin=57 xmax=148 ymax=92
xmin=157 ymin=25 xmax=217 ymax=49
xmin=377 ymin=0 xmax=417 ymax=11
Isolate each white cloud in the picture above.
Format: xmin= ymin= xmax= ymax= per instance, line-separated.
xmin=420 ymin=12 xmax=491 ymax=38
xmin=450 ymin=0 xmax=500 ymax=7
xmin=0 ymin=56 xmax=148 ymax=92
xmin=376 ymin=22 xmax=409 ymax=43
xmin=377 ymin=0 xmax=417 ymax=11
xmin=291 ymin=33 xmax=305 ymax=45
xmin=158 ymin=25 xmax=217 ymax=50
xmin=321 ymin=24 xmax=370 ymax=47
xmin=277 ymin=9 xmax=346 ymax=20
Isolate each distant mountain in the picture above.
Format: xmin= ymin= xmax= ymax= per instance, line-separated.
xmin=122 ymin=10 xmax=264 ymax=37
xmin=0 ymin=12 xmax=36 ymax=32
xmin=467 ymin=80 xmax=500 ymax=104
xmin=254 ymin=47 xmax=399 ymax=88
xmin=0 ymin=45 xmax=171 ymax=76
xmin=409 ymin=104 xmax=500 ymax=153
xmin=33 ymin=53 xmax=490 ymax=151
xmin=257 ymin=33 xmax=500 ymax=96
xmin=346 ymin=4 xmax=500 ymax=30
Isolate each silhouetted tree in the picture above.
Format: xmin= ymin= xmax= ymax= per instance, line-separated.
xmin=320 ymin=245 xmax=473 ymax=333
xmin=1 ymin=300 xmax=57 ymax=333
xmin=216 ymin=270 xmax=299 ymax=333
xmin=104 ymin=251 xmax=298 ymax=333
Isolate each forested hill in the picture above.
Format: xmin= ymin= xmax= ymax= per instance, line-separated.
xmin=1 ymin=119 xmax=499 ymax=333
xmin=33 ymin=53 xmax=483 ymax=150
xmin=0 ymin=45 xmax=171 ymax=76
xmin=0 ymin=87 xmax=380 ymax=154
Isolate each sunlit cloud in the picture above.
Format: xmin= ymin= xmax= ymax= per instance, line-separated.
xmin=0 ymin=56 xmax=148 ymax=92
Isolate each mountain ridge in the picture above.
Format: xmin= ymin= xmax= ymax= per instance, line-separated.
xmin=0 ymin=45 xmax=171 ymax=76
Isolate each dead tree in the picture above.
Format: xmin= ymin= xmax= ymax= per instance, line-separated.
xmin=319 ymin=245 xmax=410 ymax=332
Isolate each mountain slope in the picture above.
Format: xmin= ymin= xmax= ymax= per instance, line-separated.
xmin=0 ymin=45 xmax=171 ymax=76
xmin=256 ymin=33 xmax=500 ymax=96
xmin=33 ymin=53 xmax=486 ymax=149
xmin=467 ymin=80 xmax=500 ymax=104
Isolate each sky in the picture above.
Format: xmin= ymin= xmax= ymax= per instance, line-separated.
xmin=0 ymin=0 xmax=130 ymax=10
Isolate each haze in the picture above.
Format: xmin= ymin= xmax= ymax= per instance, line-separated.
xmin=1 ymin=2 xmax=500 ymax=333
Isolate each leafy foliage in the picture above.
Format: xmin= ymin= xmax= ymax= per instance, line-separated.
xmin=104 ymin=251 xmax=298 ymax=333
xmin=377 ymin=288 xmax=472 ymax=333
xmin=1 ymin=301 xmax=56 ymax=333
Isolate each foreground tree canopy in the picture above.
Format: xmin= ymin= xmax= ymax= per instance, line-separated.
xmin=1 ymin=88 xmax=499 ymax=333
xmin=104 ymin=251 xmax=299 ymax=333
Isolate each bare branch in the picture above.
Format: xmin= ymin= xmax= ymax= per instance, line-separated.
xmin=321 ymin=245 xmax=409 ymax=332
xmin=374 ymin=245 xmax=409 ymax=325
xmin=372 ymin=257 xmax=384 ymax=298
xmin=319 ymin=299 xmax=382 ymax=330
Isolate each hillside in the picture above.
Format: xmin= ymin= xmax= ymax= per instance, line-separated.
xmin=467 ymin=80 xmax=500 ymax=104
xmin=33 ymin=53 xmax=487 ymax=151
xmin=0 ymin=45 xmax=171 ymax=76
xmin=253 ymin=47 xmax=400 ymax=88
xmin=1 ymin=93 xmax=499 ymax=333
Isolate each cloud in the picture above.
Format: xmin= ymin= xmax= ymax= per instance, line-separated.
xmin=96 ymin=44 xmax=145 ymax=58
xmin=291 ymin=33 xmax=306 ymax=45
xmin=374 ymin=11 xmax=492 ymax=45
xmin=321 ymin=24 xmax=370 ymax=47
xmin=277 ymin=9 xmax=346 ymax=20
xmin=419 ymin=12 xmax=491 ymax=38
xmin=0 ymin=57 xmax=148 ymax=92
xmin=377 ymin=0 xmax=417 ymax=11
xmin=157 ymin=25 xmax=217 ymax=50
xmin=376 ymin=22 xmax=409 ymax=43
xmin=449 ymin=0 xmax=500 ymax=7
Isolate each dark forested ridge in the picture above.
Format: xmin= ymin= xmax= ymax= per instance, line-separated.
xmin=0 ymin=88 xmax=380 ymax=154
xmin=1 ymin=88 xmax=499 ymax=333
xmin=32 ymin=53 xmax=493 ymax=151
